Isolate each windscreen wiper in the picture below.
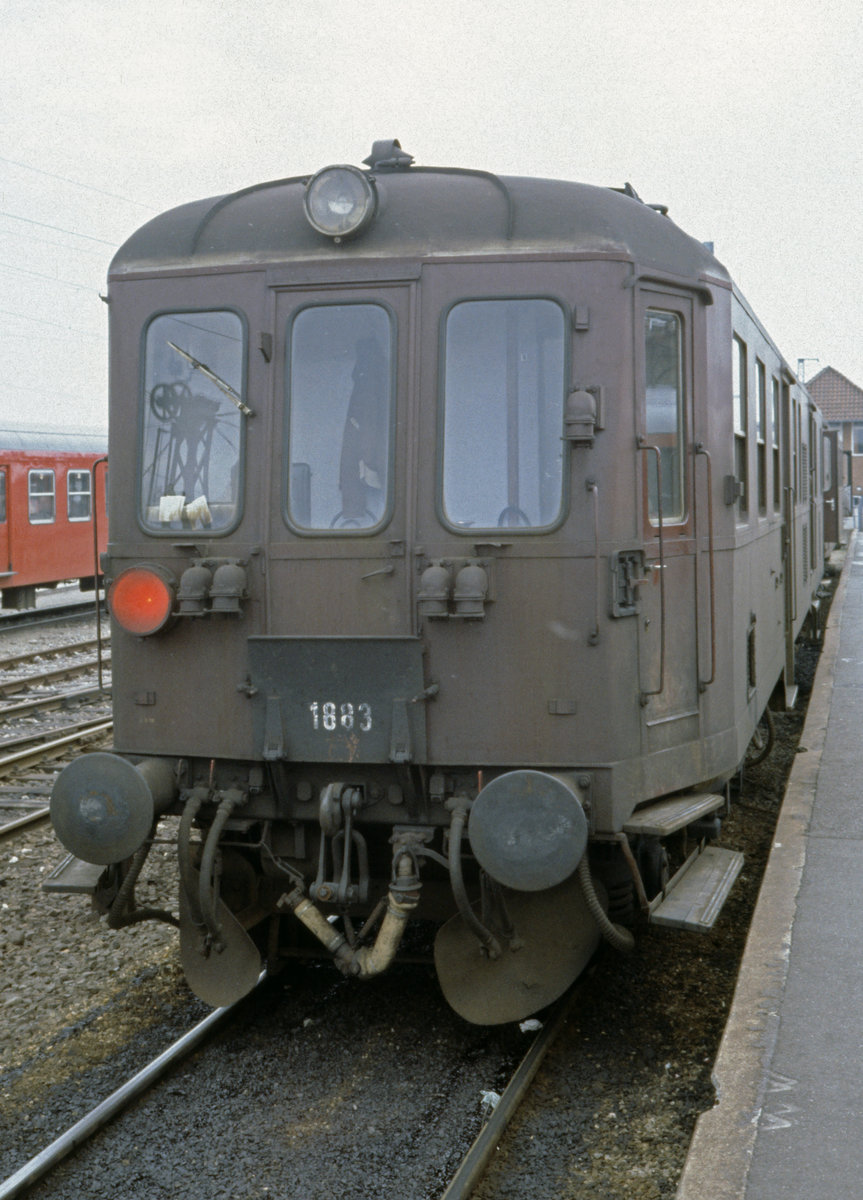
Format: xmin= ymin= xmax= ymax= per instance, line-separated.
xmin=168 ymin=341 xmax=253 ymax=416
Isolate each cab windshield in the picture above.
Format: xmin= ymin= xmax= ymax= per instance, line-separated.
xmin=442 ymin=299 xmax=566 ymax=530
xmin=139 ymin=310 xmax=245 ymax=533
xmin=286 ymin=303 xmax=393 ymax=532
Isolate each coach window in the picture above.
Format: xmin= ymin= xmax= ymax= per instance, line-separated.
xmin=67 ymin=470 xmax=92 ymax=521
xmin=286 ymin=303 xmax=393 ymax=532
xmin=29 ymin=470 xmax=55 ymax=523
xmin=732 ymin=337 xmax=748 ymax=519
xmin=0 ymin=471 xmax=6 ymax=523
xmin=140 ymin=310 xmax=245 ymax=533
xmin=442 ymin=299 xmax=566 ymax=530
xmin=645 ymin=310 xmax=685 ymax=524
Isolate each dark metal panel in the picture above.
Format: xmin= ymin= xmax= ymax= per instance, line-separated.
xmin=247 ymin=636 xmax=427 ymax=763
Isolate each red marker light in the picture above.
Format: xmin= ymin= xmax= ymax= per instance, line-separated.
xmin=108 ymin=566 xmax=175 ymax=636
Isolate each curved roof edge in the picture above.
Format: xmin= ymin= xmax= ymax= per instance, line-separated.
xmin=110 ymin=163 xmax=730 ymax=287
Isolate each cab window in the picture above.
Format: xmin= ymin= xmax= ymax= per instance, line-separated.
xmin=286 ymin=303 xmax=393 ymax=532
xmin=442 ymin=299 xmax=566 ymax=530
xmin=140 ymin=310 xmax=245 ymax=533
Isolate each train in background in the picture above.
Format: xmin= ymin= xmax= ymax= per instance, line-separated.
xmin=0 ymin=428 xmax=107 ymax=609
xmin=47 ymin=142 xmax=832 ymax=1024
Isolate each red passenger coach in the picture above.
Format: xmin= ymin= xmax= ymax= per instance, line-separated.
xmin=0 ymin=428 xmax=108 ymax=609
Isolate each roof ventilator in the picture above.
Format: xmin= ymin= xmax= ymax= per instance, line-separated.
xmin=363 ymin=139 xmax=414 ymax=169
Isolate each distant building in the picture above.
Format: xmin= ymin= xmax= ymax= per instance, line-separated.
xmin=807 ymin=366 xmax=863 ymax=508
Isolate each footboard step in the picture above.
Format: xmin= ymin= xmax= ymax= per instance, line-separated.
xmin=623 ymin=792 xmax=724 ymax=838
xmin=649 ymin=845 xmax=744 ymax=932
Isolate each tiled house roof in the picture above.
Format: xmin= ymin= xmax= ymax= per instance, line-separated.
xmin=808 ymin=366 xmax=863 ymax=422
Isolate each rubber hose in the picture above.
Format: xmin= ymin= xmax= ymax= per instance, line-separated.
xmin=178 ymin=791 xmax=206 ymax=926
xmin=577 ymin=856 xmax=635 ymax=953
xmin=107 ymin=840 xmax=179 ymax=929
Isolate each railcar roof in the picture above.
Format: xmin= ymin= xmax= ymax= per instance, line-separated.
xmin=0 ymin=427 xmax=107 ymax=454
xmin=110 ymin=161 xmax=730 ymax=285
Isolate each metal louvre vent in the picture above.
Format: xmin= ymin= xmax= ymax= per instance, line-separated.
xmin=802 ymin=524 xmax=809 ymax=582
xmin=801 ymin=443 xmax=809 ymax=503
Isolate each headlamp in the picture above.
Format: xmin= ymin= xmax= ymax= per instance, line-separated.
xmin=304 ymin=165 xmax=377 ymax=240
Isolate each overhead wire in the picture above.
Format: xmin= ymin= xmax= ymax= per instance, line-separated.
xmin=0 ymin=155 xmax=158 ymax=211
xmin=0 ymin=308 xmax=104 ymax=338
xmin=0 ymin=262 xmax=102 ymax=293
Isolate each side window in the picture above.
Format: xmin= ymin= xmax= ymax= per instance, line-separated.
xmin=645 ymin=310 xmax=685 ymax=524
xmin=756 ymin=359 xmax=767 ymax=515
xmin=286 ymin=304 xmax=393 ymax=532
xmin=822 ymin=432 xmax=832 ymax=493
xmin=442 ymin=299 xmax=566 ymax=530
xmin=0 ymin=470 xmax=6 ymax=523
xmin=67 ymin=470 xmax=92 ymax=521
xmin=732 ymin=336 xmax=748 ymax=519
xmin=29 ymin=470 xmax=55 ymax=524
xmin=771 ymin=378 xmax=781 ymax=510
xmin=140 ymin=310 xmax=245 ymax=533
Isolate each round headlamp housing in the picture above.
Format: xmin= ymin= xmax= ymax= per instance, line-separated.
xmin=304 ymin=165 xmax=377 ymax=240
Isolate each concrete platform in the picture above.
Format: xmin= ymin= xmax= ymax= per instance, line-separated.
xmin=678 ymin=535 xmax=863 ymax=1199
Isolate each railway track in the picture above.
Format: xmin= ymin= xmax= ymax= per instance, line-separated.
xmin=0 ymin=639 xmax=110 ymax=700
xmin=0 ymin=716 xmax=113 ymax=838
xmin=0 ymin=962 xmax=569 ymax=1200
xmin=0 ymin=599 xmax=831 ymax=1198
xmin=0 ymin=603 xmax=103 ymax=634
xmin=0 ymin=982 xmax=261 ymax=1200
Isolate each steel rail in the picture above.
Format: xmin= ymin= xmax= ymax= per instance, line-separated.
xmin=440 ymin=978 xmax=585 ymax=1200
xmin=0 ymin=806 xmax=49 ymax=837
xmin=0 ymin=714 xmax=112 ymax=755
xmin=0 ymin=684 xmax=110 ymax=720
xmin=0 ymin=635 xmax=110 ymax=673
xmin=0 ymin=719 xmax=112 ymax=779
xmin=0 ymin=654 xmax=111 ymax=699
xmin=0 ymin=976 xmax=267 ymax=1200
xmin=0 ymin=601 xmax=101 ymax=633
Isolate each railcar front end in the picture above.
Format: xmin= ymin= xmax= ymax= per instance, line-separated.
xmin=47 ymin=144 xmax=823 ymax=1023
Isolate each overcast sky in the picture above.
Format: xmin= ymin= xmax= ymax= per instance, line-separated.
xmin=1 ymin=0 xmax=860 ymax=431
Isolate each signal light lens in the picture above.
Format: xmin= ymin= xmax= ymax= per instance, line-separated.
xmin=108 ymin=566 xmax=175 ymax=636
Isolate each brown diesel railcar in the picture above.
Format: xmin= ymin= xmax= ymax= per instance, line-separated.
xmin=48 ymin=143 xmax=825 ymax=1022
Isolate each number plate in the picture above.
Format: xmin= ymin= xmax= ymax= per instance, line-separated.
xmin=247 ymin=636 xmax=428 ymax=763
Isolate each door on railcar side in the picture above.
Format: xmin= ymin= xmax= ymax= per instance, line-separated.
xmin=635 ymin=292 xmax=701 ymax=782
xmin=412 ymin=261 xmax=576 ymax=767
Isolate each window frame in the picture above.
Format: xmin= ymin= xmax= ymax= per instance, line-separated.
xmin=137 ymin=306 xmax=248 ymax=538
xmin=643 ymin=306 xmax=688 ymax=528
xmin=771 ymin=376 xmax=781 ymax=510
xmin=755 ymin=358 xmax=767 ymax=515
xmin=283 ymin=298 xmax=398 ymax=537
xmin=732 ymin=335 xmax=749 ymax=521
xmin=437 ymin=293 xmax=570 ymax=536
xmin=67 ymin=469 xmax=92 ymax=522
xmin=28 ymin=469 xmax=56 ymax=525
